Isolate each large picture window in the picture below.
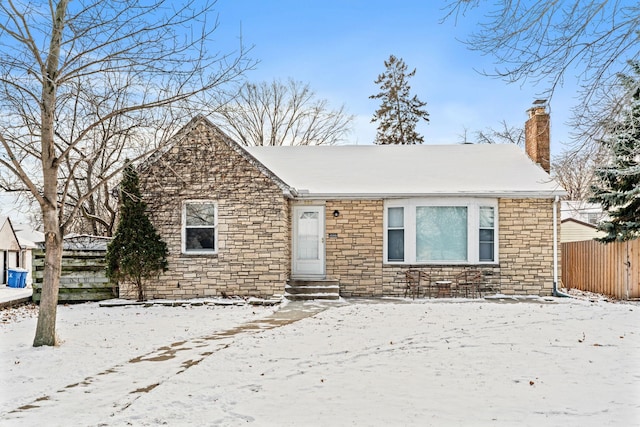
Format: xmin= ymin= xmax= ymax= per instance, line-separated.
xmin=183 ymin=201 xmax=217 ymax=254
xmin=385 ymin=199 xmax=498 ymax=264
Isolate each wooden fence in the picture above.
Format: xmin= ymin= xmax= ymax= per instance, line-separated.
xmin=562 ymin=239 xmax=639 ymax=300
xmin=32 ymin=249 xmax=118 ymax=303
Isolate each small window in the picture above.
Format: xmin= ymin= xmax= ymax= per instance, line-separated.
xmin=183 ymin=201 xmax=217 ymax=253
xmin=387 ymin=207 xmax=404 ymax=262
xmin=586 ymin=212 xmax=599 ymax=225
xmin=479 ymin=207 xmax=495 ymax=262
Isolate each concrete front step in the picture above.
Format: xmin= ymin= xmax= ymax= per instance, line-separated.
xmin=284 ymin=293 xmax=340 ymax=301
xmin=285 ymin=279 xmax=340 ymax=300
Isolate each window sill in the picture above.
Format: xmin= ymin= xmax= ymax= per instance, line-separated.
xmin=383 ymin=262 xmax=499 ymax=267
xmin=180 ymin=252 xmax=219 ymax=258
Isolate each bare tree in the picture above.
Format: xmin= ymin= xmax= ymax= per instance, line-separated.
xmin=214 ymin=78 xmax=353 ymax=146
xmin=473 ymin=121 xmax=524 ymax=146
xmin=443 ymin=1 xmax=640 ymax=145
xmin=552 ymin=145 xmax=607 ymax=200
xmin=0 ymin=0 xmax=253 ymax=346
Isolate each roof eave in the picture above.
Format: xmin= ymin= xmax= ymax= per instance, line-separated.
xmin=292 ymin=190 xmax=567 ymax=200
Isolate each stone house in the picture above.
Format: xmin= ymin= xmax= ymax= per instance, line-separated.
xmin=129 ymin=105 xmax=566 ymax=300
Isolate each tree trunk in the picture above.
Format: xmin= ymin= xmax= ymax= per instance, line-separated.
xmin=32 ymin=0 xmax=69 ymax=347
xmin=33 ymin=207 xmax=63 ymax=347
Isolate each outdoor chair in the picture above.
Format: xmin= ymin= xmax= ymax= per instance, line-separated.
xmin=404 ymin=270 xmax=432 ymax=299
xmin=454 ymin=270 xmax=483 ymax=298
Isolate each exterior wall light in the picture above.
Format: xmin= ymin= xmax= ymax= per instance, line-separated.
xmin=333 ymin=210 xmax=340 ymax=217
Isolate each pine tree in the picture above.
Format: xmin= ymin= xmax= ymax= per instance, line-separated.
xmin=370 ymin=54 xmax=430 ymax=144
xmin=589 ymin=61 xmax=640 ymax=243
xmin=106 ymin=163 xmax=168 ymax=300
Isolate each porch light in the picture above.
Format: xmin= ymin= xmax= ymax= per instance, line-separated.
xmin=333 ymin=210 xmax=340 ymax=217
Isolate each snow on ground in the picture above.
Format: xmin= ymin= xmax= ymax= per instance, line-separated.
xmin=1 ymin=297 xmax=639 ymax=426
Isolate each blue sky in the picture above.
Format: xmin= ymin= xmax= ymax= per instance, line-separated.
xmin=212 ymin=0 xmax=577 ymax=154
xmin=2 ymin=1 xmax=582 ymax=223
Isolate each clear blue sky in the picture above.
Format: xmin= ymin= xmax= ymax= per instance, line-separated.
xmin=213 ymin=0 xmax=577 ymax=154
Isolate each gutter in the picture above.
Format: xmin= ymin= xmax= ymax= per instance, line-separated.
xmin=552 ymin=195 xmax=572 ymax=298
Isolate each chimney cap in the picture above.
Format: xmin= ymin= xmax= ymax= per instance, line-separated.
xmin=533 ymin=99 xmax=547 ymax=105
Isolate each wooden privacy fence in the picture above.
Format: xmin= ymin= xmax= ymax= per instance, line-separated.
xmin=32 ymin=236 xmax=117 ymax=303
xmin=562 ymin=239 xmax=639 ymax=300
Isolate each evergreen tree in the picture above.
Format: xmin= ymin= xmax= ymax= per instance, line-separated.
xmin=589 ymin=61 xmax=640 ymax=242
xmin=106 ymin=163 xmax=168 ymax=300
xmin=370 ymin=55 xmax=430 ymax=144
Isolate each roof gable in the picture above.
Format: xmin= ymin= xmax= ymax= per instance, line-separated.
xmin=0 ymin=217 xmax=21 ymax=251
xmin=140 ymin=115 xmax=295 ymax=197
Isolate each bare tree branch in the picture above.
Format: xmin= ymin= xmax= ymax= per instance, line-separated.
xmin=442 ymin=1 xmax=640 ymax=146
xmin=214 ymin=78 xmax=353 ymax=146
xmin=0 ymin=0 xmax=254 ymax=347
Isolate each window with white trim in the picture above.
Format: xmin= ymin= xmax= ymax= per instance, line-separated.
xmin=183 ymin=201 xmax=217 ymax=254
xmin=478 ymin=206 xmax=495 ymax=262
xmin=387 ymin=207 xmax=405 ymax=262
xmin=384 ymin=199 xmax=498 ymax=264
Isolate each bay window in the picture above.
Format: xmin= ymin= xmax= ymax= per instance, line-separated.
xmin=384 ymin=199 xmax=498 ymax=264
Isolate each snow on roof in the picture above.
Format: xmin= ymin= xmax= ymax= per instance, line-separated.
xmin=60 ymin=234 xmax=112 ymax=251
xmin=246 ymin=144 xmax=566 ymax=198
xmin=13 ymin=224 xmax=45 ymax=248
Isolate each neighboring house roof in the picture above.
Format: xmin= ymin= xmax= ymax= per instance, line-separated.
xmin=561 ymin=217 xmax=598 ymax=229
xmin=13 ymin=223 xmax=45 ymax=249
xmin=247 ymin=144 xmax=566 ymax=199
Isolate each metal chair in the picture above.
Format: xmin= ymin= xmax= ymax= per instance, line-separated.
xmin=454 ymin=270 xmax=483 ymax=298
xmin=404 ymin=270 xmax=432 ymax=299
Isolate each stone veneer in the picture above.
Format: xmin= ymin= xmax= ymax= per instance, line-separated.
xmin=121 ymin=119 xmax=290 ymax=300
xmin=324 ymin=198 xmax=557 ymax=297
xmin=497 ymin=198 xmax=556 ymax=296
xmin=324 ymin=200 xmax=384 ymax=296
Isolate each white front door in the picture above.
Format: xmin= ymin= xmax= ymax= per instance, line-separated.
xmin=292 ymin=206 xmax=325 ymax=277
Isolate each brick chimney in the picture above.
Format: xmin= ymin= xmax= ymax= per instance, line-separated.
xmin=525 ymin=102 xmax=550 ymax=173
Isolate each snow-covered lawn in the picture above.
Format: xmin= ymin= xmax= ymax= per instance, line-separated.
xmin=1 ymin=297 xmax=639 ymax=426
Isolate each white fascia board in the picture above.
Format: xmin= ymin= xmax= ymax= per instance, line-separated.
xmin=292 ymin=191 xmax=566 ymax=200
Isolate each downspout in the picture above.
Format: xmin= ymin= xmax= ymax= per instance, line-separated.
xmin=552 ymin=195 xmax=571 ymax=297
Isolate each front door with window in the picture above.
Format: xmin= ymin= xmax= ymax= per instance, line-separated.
xmin=292 ymin=206 xmax=325 ymax=277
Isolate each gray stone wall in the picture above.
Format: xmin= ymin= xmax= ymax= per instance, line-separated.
xmin=128 ymin=120 xmax=290 ymax=299
xmin=324 ymin=200 xmax=384 ymax=296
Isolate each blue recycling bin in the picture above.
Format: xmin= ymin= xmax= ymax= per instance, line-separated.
xmin=7 ymin=269 xmax=20 ymax=288
xmin=7 ymin=268 xmax=27 ymax=288
xmin=18 ymin=269 xmax=27 ymax=288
